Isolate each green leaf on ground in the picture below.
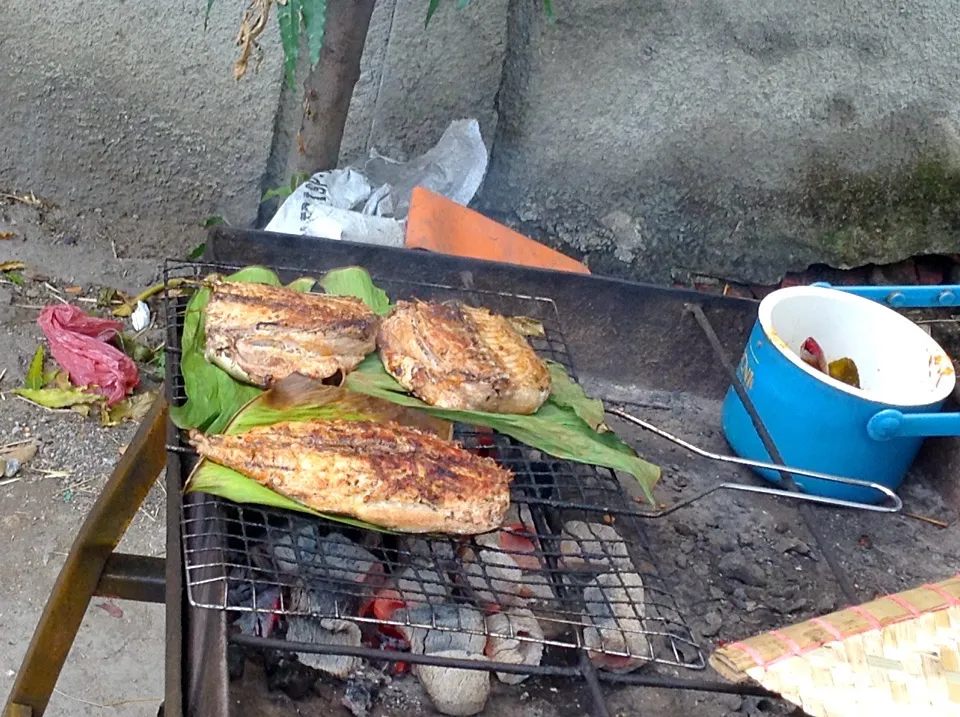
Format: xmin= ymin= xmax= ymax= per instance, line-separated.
xmin=13 ymin=387 xmax=103 ymax=409
xmin=26 ymin=346 xmax=44 ymax=390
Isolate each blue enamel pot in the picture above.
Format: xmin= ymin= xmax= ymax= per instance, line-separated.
xmin=721 ymin=286 xmax=958 ymax=504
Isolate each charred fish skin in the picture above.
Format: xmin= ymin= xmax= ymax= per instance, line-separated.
xmin=188 ymin=419 xmax=513 ymax=534
xmin=204 ymin=280 xmax=379 ymax=387
xmin=377 ymin=300 xmax=552 ymax=415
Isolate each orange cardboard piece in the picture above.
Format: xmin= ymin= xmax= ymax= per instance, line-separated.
xmin=405 ymin=187 xmax=590 ymax=274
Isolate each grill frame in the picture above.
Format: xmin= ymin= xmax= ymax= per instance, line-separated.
xmin=163 ymin=258 xmax=706 ymax=678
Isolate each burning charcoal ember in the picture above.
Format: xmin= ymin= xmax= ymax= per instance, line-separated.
xmin=581 ymin=572 xmax=652 ymax=673
xmin=274 ymin=529 xmax=384 ymax=595
xmin=263 ymin=650 xmax=319 ymax=700
xmin=396 ymin=603 xmax=486 ymax=655
xmin=474 ymin=526 xmax=555 ymax=604
xmin=559 ymin=521 xmax=634 ymax=571
xmin=286 ymin=584 xmax=364 ymax=678
xmin=413 ymin=651 xmax=490 ymax=716
xmin=230 ymin=584 xmax=283 ymax=637
xmin=483 ymin=607 xmax=545 ymax=684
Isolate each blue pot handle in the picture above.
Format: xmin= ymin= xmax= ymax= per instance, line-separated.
xmin=811 ymin=282 xmax=960 ymax=308
xmin=867 ymin=409 xmax=960 ymax=440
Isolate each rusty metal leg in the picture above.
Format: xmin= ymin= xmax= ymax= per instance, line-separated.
xmin=4 ymin=396 xmax=168 ymax=717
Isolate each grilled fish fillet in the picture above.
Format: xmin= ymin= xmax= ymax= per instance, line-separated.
xmin=203 ymin=280 xmax=378 ymax=387
xmin=377 ymin=301 xmax=551 ymax=414
xmin=188 ymin=419 xmax=512 ymax=534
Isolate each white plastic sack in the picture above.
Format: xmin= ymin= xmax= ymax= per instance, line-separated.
xmin=265 ymin=119 xmax=488 ymax=245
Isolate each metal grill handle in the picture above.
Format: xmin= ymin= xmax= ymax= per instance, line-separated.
xmin=607 ymin=407 xmax=903 ymax=517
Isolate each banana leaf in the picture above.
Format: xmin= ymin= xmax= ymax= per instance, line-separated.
xmin=545 ymin=360 xmax=608 ymax=433
xmin=169 ymin=267 xmax=315 ymax=433
xmin=188 ymin=461 xmax=393 ymax=531
xmin=344 ymin=356 xmax=659 ymax=503
xmin=175 ymin=264 xmax=660 ymax=502
xmin=318 ymin=266 xmax=391 ymax=315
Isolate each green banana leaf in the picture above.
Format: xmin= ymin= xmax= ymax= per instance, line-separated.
xmin=318 ymin=266 xmax=391 ymax=315
xmin=174 ymin=264 xmax=660 ymax=503
xmin=344 ymin=356 xmax=659 ymax=503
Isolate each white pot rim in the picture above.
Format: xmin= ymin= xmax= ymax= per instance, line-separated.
xmin=757 ymin=285 xmax=956 ymax=407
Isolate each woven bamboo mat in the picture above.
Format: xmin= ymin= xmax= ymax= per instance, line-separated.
xmin=710 ymin=575 xmax=960 ymax=716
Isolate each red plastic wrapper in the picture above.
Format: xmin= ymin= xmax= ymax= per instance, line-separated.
xmin=37 ymin=304 xmax=139 ymax=405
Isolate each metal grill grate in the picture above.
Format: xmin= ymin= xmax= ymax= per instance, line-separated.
xmin=164 ymin=260 xmax=705 ymax=673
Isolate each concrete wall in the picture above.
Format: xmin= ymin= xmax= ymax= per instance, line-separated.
xmin=5 ymin=0 xmax=960 ymax=283
xmin=477 ymin=0 xmax=960 ymax=284
xmin=0 ymin=0 xmax=283 ymax=228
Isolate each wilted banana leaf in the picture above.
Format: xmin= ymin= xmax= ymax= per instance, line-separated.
xmin=13 ymin=387 xmax=103 ymax=409
xmin=546 ymin=361 xmax=608 ymax=433
xmin=344 ymin=356 xmax=660 ymax=503
xmin=169 ymin=266 xmax=316 ymax=433
xmin=226 ymin=374 xmax=452 ymax=439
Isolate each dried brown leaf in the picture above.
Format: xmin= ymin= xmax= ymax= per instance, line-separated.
xmin=0 ymin=439 xmax=38 ymax=465
xmin=0 ymin=261 xmax=26 ymax=272
xmin=0 ymin=232 xmax=15 ymax=240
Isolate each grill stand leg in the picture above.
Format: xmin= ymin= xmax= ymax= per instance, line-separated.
xmin=3 ymin=396 xmax=169 ymax=717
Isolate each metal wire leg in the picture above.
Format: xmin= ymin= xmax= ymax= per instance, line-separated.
xmin=607 ymin=407 xmax=903 ymax=516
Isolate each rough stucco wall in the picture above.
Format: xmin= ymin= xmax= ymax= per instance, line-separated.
xmin=0 ymin=0 xmax=282 ymax=228
xmin=340 ymin=0 xmax=508 ymax=164
xmin=478 ymin=0 xmax=960 ymax=284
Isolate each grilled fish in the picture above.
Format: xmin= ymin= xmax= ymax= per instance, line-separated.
xmin=188 ymin=419 xmax=513 ymax=534
xmin=204 ymin=280 xmax=379 ymax=387
xmin=377 ymin=300 xmax=552 ymax=414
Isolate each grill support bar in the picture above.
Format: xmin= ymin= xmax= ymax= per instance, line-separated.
xmin=3 ymin=397 xmax=169 ymax=717
xmin=686 ymin=304 xmax=860 ymax=606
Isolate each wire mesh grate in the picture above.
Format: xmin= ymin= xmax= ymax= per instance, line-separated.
xmin=164 ymin=259 xmax=705 ymax=673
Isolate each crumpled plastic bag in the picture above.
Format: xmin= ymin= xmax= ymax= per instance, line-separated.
xmin=37 ymin=304 xmax=139 ymax=405
xmin=265 ymin=119 xmax=488 ymax=244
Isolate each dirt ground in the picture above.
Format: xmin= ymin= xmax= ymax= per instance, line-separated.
xmin=0 ymin=197 xmax=195 ymax=716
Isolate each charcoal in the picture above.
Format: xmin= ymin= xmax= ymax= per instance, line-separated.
xmin=226 ymin=643 xmax=246 ymax=681
xmin=263 ymin=650 xmax=319 ymax=700
xmin=231 ymin=584 xmax=282 ymax=637
xmin=397 ymin=603 xmax=485 ymax=655
xmin=287 ymin=583 xmax=364 ymax=678
xmin=341 ymin=674 xmax=380 ymax=717
xmin=274 ymin=529 xmax=381 ymax=596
